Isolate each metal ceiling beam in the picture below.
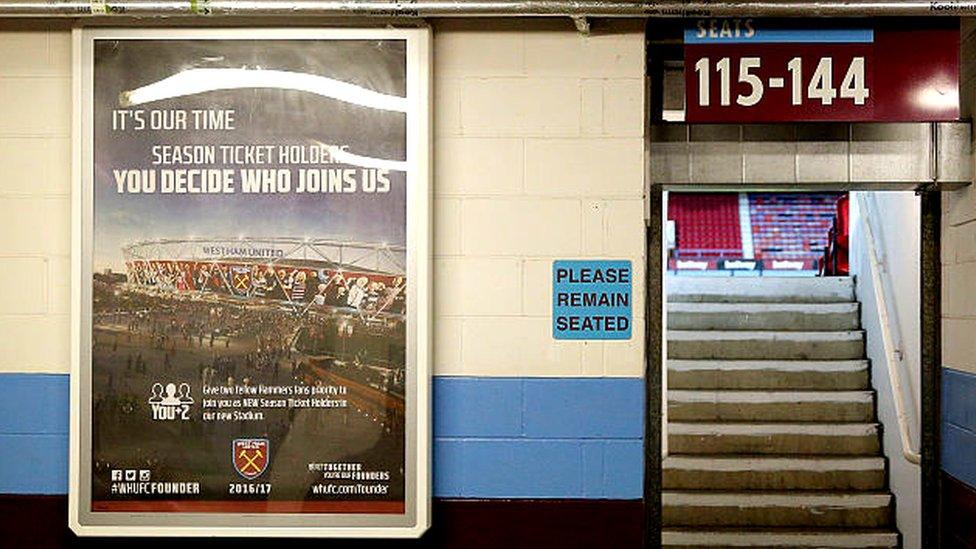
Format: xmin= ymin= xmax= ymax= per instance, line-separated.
xmin=0 ymin=1 xmax=973 ymax=18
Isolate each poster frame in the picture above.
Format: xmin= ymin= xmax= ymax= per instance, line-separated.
xmin=69 ymin=26 xmax=432 ymax=538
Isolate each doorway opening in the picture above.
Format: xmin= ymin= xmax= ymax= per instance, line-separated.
xmin=646 ymin=188 xmax=939 ymax=549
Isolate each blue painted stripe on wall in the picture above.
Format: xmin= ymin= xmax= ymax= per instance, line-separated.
xmin=944 ymin=367 xmax=976 ymax=433
xmin=0 ymin=374 xmax=644 ymax=499
xmin=522 ymin=378 xmax=642 ymax=438
xmin=0 ymin=374 xmax=69 ymax=494
xmin=0 ymin=434 xmax=68 ymax=494
xmin=433 ymin=438 xmax=642 ymax=499
xmin=942 ymin=367 xmax=976 ymax=489
xmin=0 ymin=374 xmax=68 ymax=434
xmin=433 ymin=377 xmax=643 ymax=439
xmin=432 ymin=377 xmax=523 ymax=437
xmin=433 ymin=377 xmax=643 ymax=499
xmin=943 ymin=423 xmax=976 ymax=490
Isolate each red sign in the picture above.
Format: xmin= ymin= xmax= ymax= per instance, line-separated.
xmin=684 ymin=20 xmax=959 ymax=122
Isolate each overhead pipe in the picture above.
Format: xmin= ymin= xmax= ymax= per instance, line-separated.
xmin=0 ymin=0 xmax=975 ymax=18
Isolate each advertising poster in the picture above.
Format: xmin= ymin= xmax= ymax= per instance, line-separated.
xmin=71 ymin=28 xmax=430 ymax=537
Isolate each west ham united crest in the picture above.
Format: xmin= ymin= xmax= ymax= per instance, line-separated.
xmin=233 ymin=439 xmax=269 ymax=480
xmin=231 ymin=266 xmax=252 ymax=297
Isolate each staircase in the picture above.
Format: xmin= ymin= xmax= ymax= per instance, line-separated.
xmin=662 ymin=276 xmax=900 ymax=549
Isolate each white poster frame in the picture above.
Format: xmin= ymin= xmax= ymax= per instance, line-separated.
xmin=70 ymin=26 xmax=431 ymax=538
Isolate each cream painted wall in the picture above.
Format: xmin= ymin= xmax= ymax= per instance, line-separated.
xmin=432 ymin=20 xmax=646 ymax=377
xmin=0 ymin=20 xmax=647 ymax=377
xmin=850 ymin=192 xmax=922 ymax=549
xmin=945 ymin=21 xmax=976 ymax=375
xmin=0 ymin=26 xmax=71 ymax=373
xmin=942 ymin=186 xmax=976 ymax=375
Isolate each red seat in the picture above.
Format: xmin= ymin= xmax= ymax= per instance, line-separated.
xmin=749 ymin=193 xmax=843 ymax=265
xmin=668 ymin=193 xmax=742 ymax=258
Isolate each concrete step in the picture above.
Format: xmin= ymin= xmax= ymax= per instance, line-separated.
xmin=662 ymin=529 xmax=899 ymax=548
xmin=667 ymin=276 xmax=855 ymax=304
xmin=668 ymin=423 xmax=881 ymax=455
xmin=662 ymin=492 xmax=893 ymax=528
xmin=668 ymin=391 xmax=875 ymax=422
xmin=667 ymin=302 xmax=860 ymax=331
xmin=663 ymin=456 xmax=886 ymax=491
xmin=668 ymin=360 xmax=870 ymax=390
xmin=668 ymin=330 xmax=864 ymax=360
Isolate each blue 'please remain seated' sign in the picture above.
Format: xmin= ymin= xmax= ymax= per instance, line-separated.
xmin=552 ymin=260 xmax=632 ymax=340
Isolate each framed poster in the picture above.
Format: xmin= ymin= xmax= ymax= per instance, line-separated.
xmin=70 ymin=27 xmax=431 ymax=537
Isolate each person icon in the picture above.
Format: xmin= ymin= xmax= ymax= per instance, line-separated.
xmin=160 ymin=383 xmax=180 ymax=405
xmin=148 ymin=383 xmax=164 ymax=403
xmin=177 ymin=383 xmax=193 ymax=404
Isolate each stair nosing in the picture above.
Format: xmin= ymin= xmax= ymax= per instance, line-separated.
xmin=667 ymin=422 xmax=880 ymax=433
xmin=663 ymin=492 xmax=893 ymax=505
xmin=661 ymin=528 xmax=899 ymax=548
xmin=663 ymin=456 xmax=886 ymax=471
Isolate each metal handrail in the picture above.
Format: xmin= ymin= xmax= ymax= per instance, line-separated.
xmin=856 ymin=193 xmax=921 ymax=465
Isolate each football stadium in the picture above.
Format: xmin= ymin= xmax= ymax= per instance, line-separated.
xmin=120 ymin=236 xmax=405 ymax=316
xmin=667 ymin=192 xmax=849 ymax=276
xmin=90 ymin=236 xmax=407 ymax=507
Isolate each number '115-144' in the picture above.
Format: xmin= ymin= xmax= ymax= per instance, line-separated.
xmin=694 ymin=56 xmax=870 ymax=108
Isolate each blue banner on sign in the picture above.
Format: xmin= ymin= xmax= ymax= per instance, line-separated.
xmin=685 ymin=19 xmax=874 ymax=44
xmin=552 ymin=260 xmax=632 ymax=340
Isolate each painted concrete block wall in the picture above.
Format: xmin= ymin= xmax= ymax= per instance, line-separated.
xmin=942 ymin=187 xmax=976 ymax=377
xmin=651 ymin=122 xmax=948 ymax=188
xmin=0 ymin=24 xmax=73 ymax=495
xmin=431 ymin=19 xmax=646 ymax=498
xmin=942 ymin=179 xmax=976 ymax=488
xmin=0 ymin=26 xmax=71 ymax=374
xmin=433 ymin=20 xmax=646 ymax=379
xmin=0 ymin=21 xmax=647 ymax=498
xmin=849 ymin=192 xmax=922 ymax=549
xmin=942 ymin=19 xmax=976 ymax=495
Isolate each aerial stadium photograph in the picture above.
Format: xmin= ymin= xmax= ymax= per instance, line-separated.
xmin=87 ymin=37 xmax=409 ymax=513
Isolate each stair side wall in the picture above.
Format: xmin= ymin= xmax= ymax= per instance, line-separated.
xmin=849 ymin=191 xmax=923 ymax=549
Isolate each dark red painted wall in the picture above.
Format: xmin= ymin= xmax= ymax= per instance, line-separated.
xmin=943 ymin=473 xmax=976 ymax=549
xmin=0 ymin=496 xmax=644 ymax=549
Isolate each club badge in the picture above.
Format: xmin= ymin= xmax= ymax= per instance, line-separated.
xmin=233 ymin=438 xmax=269 ymax=480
